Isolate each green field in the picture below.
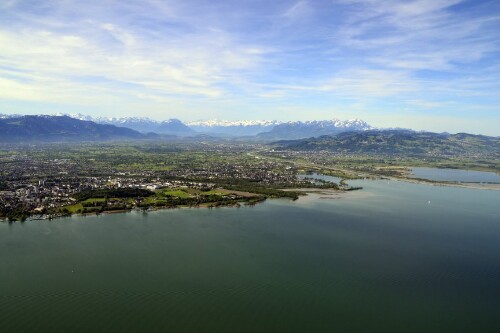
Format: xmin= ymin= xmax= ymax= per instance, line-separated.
xmin=158 ymin=189 xmax=192 ymax=198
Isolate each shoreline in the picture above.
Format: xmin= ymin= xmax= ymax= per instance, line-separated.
xmin=1 ymin=198 xmax=268 ymax=223
xmin=298 ymin=164 xmax=500 ymax=191
xmin=387 ymin=176 xmax=500 ymax=191
xmin=282 ymin=187 xmax=345 ymax=194
xmin=3 ymin=172 xmax=499 ymax=222
xmin=281 ymin=187 xmax=353 ymax=202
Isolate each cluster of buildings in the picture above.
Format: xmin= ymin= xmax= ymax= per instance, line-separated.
xmin=0 ymin=144 xmax=323 ymax=221
xmin=0 ymin=175 xmax=221 ymax=220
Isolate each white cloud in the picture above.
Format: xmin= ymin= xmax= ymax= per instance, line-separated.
xmin=406 ymin=99 xmax=455 ymax=108
xmin=319 ymin=69 xmax=417 ymax=97
xmin=335 ymin=0 xmax=500 ymax=72
xmin=283 ymin=1 xmax=313 ymax=20
xmin=253 ymin=68 xmax=417 ymax=98
xmin=0 ymin=1 xmax=269 ymax=106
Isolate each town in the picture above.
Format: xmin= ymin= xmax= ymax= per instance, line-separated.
xmin=0 ymin=142 xmax=342 ymax=221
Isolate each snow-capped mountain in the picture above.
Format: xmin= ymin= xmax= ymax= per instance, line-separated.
xmin=186 ymin=119 xmax=281 ymax=127
xmin=0 ymin=113 xmax=24 ymax=119
xmin=155 ymin=119 xmax=195 ymax=136
xmin=1 ymin=113 xmax=373 ymax=139
xmin=186 ymin=119 xmax=282 ymax=136
xmin=51 ymin=114 xmax=155 ymax=132
xmin=90 ymin=116 xmax=372 ymax=138
xmin=95 ymin=117 xmax=162 ymax=133
xmin=53 ymin=114 xmax=193 ymax=135
xmin=98 ymin=118 xmax=194 ymax=136
xmin=56 ymin=113 xmax=95 ymax=121
xmin=257 ymin=119 xmax=372 ymax=140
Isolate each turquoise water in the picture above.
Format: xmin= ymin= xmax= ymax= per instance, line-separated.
xmin=411 ymin=167 xmax=500 ymax=183
xmin=1 ymin=179 xmax=499 ymax=332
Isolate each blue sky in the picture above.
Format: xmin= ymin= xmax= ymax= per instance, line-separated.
xmin=0 ymin=0 xmax=499 ymax=134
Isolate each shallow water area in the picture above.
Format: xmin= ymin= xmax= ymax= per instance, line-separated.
xmin=410 ymin=167 xmax=500 ymax=183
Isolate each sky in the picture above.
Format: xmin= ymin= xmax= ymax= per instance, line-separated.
xmin=0 ymin=0 xmax=499 ymax=135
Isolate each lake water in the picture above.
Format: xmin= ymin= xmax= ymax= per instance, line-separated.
xmin=1 ymin=178 xmax=499 ymax=332
xmin=411 ymin=167 xmax=500 ymax=183
xmin=298 ymin=173 xmax=342 ymax=184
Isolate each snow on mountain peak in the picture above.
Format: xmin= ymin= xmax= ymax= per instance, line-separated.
xmin=186 ymin=119 xmax=282 ymax=127
xmin=280 ymin=119 xmax=371 ymax=129
xmin=0 ymin=113 xmax=372 ymax=137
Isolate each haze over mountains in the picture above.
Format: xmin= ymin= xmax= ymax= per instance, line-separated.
xmin=1 ymin=114 xmax=498 ymax=155
xmin=187 ymin=120 xmax=280 ymax=136
xmin=257 ymin=119 xmax=371 ymax=140
xmin=0 ymin=113 xmax=375 ymax=140
xmin=49 ymin=113 xmax=373 ymax=138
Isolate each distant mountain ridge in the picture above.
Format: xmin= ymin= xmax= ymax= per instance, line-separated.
xmin=274 ymin=130 xmax=500 ymax=157
xmin=1 ymin=114 xmax=498 ymax=149
xmin=0 ymin=115 xmax=152 ymax=142
xmin=60 ymin=114 xmax=372 ymax=138
xmin=96 ymin=117 xmax=161 ymax=133
xmin=91 ymin=116 xmax=282 ymax=136
xmin=186 ymin=119 xmax=281 ymax=136
xmin=258 ymin=119 xmax=372 ymax=140
xmin=155 ymin=119 xmax=196 ymax=136
xmin=67 ymin=115 xmax=194 ymax=136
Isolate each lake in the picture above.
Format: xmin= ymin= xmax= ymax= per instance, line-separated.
xmin=1 ymin=178 xmax=499 ymax=332
xmin=298 ymin=173 xmax=343 ymax=184
xmin=411 ymin=167 xmax=500 ymax=183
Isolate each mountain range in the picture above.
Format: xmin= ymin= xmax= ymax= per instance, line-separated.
xmin=186 ymin=120 xmax=280 ymax=136
xmin=56 ymin=114 xmax=280 ymax=136
xmin=274 ymin=130 xmax=500 ymax=157
xmin=60 ymin=114 xmax=372 ymax=139
xmin=257 ymin=119 xmax=371 ymax=140
xmin=1 ymin=113 xmax=373 ymax=139
xmin=2 ymin=115 xmax=497 ymax=154
xmin=95 ymin=117 xmax=195 ymax=136
xmin=0 ymin=115 xmax=153 ymax=142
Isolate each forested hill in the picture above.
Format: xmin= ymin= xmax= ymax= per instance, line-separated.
xmin=273 ymin=130 xmax=500 ymax=157
xmin=0 ymin=115 xmax=152 ymax=142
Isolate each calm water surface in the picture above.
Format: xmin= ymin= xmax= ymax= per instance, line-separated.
xmin=298 ymin=173 xmax=342 ymax=183
xmin=411 ymin=167 xmax=500 ymax=183
xmin=1 ymin=179 xmax=499 ymax=332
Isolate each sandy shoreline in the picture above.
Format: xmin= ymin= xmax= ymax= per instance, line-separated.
xmin=281 ymin=188 xmax=353 ymax=202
